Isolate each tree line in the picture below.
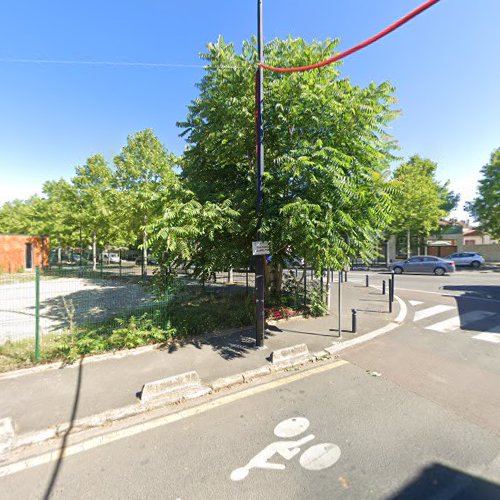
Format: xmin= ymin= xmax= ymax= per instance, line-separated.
xmin=1 ymin=36 xmax=496 ymax=283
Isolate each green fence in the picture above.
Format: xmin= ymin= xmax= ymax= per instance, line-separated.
xmin=0 ymin=263 xmax=327 ymax=367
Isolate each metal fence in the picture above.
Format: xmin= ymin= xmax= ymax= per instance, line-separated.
xmin=0 ymin=263 xmax=325 ymax=362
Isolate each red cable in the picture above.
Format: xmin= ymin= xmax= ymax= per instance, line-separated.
xmin=260 ymin=0 xmax=441 ymax=73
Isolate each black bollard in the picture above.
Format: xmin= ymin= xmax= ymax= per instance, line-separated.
xmin=365 ymin=274 xmax=369 ymax=287
xmin=352 ymin=308 xmax=357 ymax=334
xmin=382 ymin=280 xmax=386 ymax=295
xmin=344 ymin=271 xmax=348 ymax=282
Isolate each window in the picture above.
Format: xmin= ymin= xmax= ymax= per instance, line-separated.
xmin=464 ymin=240 xmax=475 ymax=245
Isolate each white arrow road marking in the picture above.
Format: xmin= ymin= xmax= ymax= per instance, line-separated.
xmin=414 ymin=305 xmax=455 ymax=322
xmin=409 ymin=300 xmax=424 ymax=306
xmin=426 ymin=311 xmax=496 ymax=333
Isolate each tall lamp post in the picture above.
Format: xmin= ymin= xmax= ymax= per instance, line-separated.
xmin=255 ymin=0 xmax=265 ymax=347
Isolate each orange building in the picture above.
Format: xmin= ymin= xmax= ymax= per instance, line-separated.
xmin=0 ymin=234 xmax=49 ymax=273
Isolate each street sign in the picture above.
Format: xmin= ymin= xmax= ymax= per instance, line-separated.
xmin=252 ymin=241 xmax=270 ymax=256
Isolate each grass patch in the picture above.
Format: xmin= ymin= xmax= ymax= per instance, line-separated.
xmin=0 ymin=288 xmax=256 ymax=372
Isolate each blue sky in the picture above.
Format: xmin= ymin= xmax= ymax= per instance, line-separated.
xmin=1 ymin=0 xmax=499 ymax=221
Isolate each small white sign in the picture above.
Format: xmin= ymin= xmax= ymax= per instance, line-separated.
xmin=252 ymin=241 xmax=270 ymax=256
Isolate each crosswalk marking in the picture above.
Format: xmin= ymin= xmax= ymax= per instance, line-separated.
xmin=414 ymin=305 xmax=455 ymax=322
xmin=472 ymin=333 xmax=500 ymax=344
xmin=426 ymin=311 xmax=496 ymax=333
xmin=409 ymin=300 xmax=423 ymax=306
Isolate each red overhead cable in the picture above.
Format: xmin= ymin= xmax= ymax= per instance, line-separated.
xmin=260 ymin=0 xmax=441 ymax=73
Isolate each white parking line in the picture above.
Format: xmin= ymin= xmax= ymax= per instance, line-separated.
xmin=472 ymin=332 xmax=500 ymax=344
xmin=414 ymin=305 xmax=455 ymax=322
xmin=408 ymin=300 xmax=423 ymax=306
xmin=426 ymin=311 xmax=496 ymax=333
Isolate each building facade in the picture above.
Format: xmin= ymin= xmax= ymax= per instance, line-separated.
xmin=0 ymin=234 xmax=49 ymax=273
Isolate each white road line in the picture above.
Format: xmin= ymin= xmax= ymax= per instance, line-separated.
xmin=414 ymin=305 xmax=455 ymax=322
xmin=472 ymin=333 xmax=500 ymax=344
xmin=408 ymin=300 xmax=423 ymax=306
xmin=426 ymin=311 xmax=496 ymax=333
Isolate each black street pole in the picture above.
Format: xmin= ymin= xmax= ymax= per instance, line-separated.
xmin=255 ymin=0 xmax=265 ymax=347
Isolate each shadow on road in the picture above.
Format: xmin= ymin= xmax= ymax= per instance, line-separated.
xmin=388 ymin=462 xmax=500 ymax=499
xmin=442 ymin=284 xmax=500 ymax=301
xmin=43 ymin=356 xmax=84 ymax=500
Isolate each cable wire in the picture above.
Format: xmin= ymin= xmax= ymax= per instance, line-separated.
xmin=260 ymin=0 xmax=441 ymax=73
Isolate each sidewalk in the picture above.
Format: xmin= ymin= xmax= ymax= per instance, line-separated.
xmin=0 ymin=277 xmax=400 ymax=436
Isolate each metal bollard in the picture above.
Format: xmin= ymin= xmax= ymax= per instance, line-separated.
xmin=382 ymin=280 xmax=386 ymax=295
xmin=340 ymin=271 xmax=343 ymax=283
xmin=352 ymin=308 xmax=357 ymax=334
xmin=365 ymin=274 xmax=369 ymax=287
xmin=344 ymin=271 xmax=348 ymax=282
xmin=388 ymin=278 xmax=393 ymax=313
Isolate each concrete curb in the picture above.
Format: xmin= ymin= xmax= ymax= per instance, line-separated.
xmin=0 ymin=418 xmax=14 ymax=457
xmin=270 ymin=343 xmax=310 ymax=368
xmin=140 ymin=371 xmax=210 ymax=403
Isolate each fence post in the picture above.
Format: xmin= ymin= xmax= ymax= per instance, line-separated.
xmin=35 ymin=266 xmax=40 ymax=362
xmin=164 ymin=286 xmax=169 ymax=331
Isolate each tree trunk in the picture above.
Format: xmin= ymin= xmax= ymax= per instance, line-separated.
xmin=92 ymin=232 xmax=97 ymax=271
xmin=265 ymin=261 xmax=284 ymax=295
xmin=57 ymin=247 xmax=62 ymax=264
xmin=407 ymin=229 xmax=411 ymax=258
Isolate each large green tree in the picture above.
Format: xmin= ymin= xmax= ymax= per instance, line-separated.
xmin=174 ymin=36 xmax=398 ymax=287
xmin=72 ymin=155 xmax=119 ymax=269
xmin=113 ymin=129 xmax=178 ymax=275
xmin=390 ymin=155 xmax=453 ymax=257
xmin=466 ymin=148 xmax=500 ymax=239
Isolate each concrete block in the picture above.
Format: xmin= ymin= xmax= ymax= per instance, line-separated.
xmin=270 ymin=343 xmax=310 ymax=367
xmin=140 ymin=371 xmax=208 ymax=403
xmin=242 ymin=366 xmax=271 ymax=382
xmin=210 ymin=374 xmax=244 ymax=392
xmin=0 ymin=417 xmax=14 ymax=455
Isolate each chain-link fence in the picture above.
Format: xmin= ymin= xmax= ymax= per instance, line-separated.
xmin=0 ymin=263 xmax=326 ymax=366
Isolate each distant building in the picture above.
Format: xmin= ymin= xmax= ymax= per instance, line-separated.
xmin=0 ymin=234 xmax=49 ymax=273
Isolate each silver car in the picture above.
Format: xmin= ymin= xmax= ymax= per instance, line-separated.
xmin=390 ymin=256 xmax=455 ymax=276
xmin=447 ymin=252 xmax=485 ymax=269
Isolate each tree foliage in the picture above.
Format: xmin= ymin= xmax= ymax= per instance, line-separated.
xmin=465 ymin=148 xmax=500 ymax=239
xmin=177 ymin=36 xmax=399 ymax=275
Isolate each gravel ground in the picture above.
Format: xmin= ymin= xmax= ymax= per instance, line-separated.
xmin=0 ymin=277 xmax=155 ymax=344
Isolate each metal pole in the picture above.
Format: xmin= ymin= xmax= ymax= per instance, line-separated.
xmin=338 ymin=271 xmax=342 ymax=337
xmin=164 ymin=286 xmax=169 ymax=331
xmin=35 ymin=265 xmax=40 ymax=362
xmin=365 ymin=274 xmax=369 ymax=287
xmin=255 ymin=0 xmax=265 ymax=347
xmin=326 ymin=266 xmax=331 ymax=313
xmin=391 ymin=271 xmax=395 ymax=299
xmin=382 ymin=279 xmax=386 ymax=295
xmin=352 ymin=308 xmax=357 ymax=334
xmin=389 ymin=278 xmax=393 ymax=313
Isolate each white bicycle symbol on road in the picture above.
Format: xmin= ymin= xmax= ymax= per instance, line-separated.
xmin=230 ymin=417 xmax=341 ymax=481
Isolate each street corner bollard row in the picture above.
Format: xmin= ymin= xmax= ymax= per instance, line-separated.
xmin=351 ymin=308 xmax=357 ymax=334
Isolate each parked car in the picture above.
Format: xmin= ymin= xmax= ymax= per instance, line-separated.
xmin=135 ymin=255 xmax=158 ymax=266
xmin=390 ymin=256 xmax=455 ymax=276
xmin=447 ymin=252 xmax=485 ymax=269
xmin=102 ymin=252 xmax=120 ymax=264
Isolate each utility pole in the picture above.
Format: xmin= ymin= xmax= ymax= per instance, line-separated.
xmin=255 ymin=0 xmax=265 ymax=347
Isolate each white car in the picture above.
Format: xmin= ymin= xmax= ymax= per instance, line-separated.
xmin=448 ymin=252 xmax=485 ymax=269
xmin=102 ymin=252 xmax=120 ymax=264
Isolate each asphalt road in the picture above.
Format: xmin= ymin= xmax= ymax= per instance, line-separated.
xmin=1 ymin=271 xmax=499 ymax=499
